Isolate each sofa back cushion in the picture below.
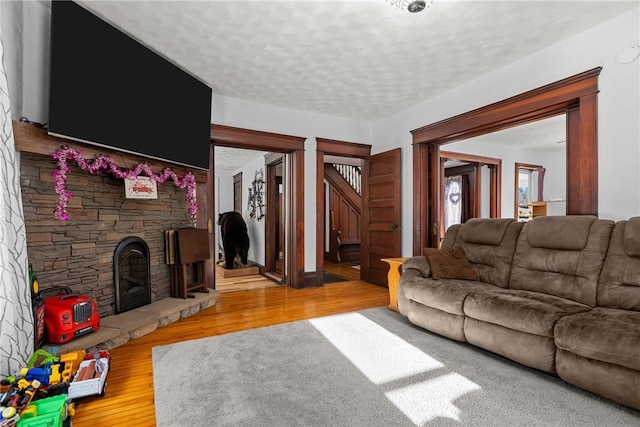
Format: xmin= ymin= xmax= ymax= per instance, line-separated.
xmin=443 ymin=218 xmax=523 ymax=288
xmin=509 ymin=216 xmax=614 ymax=306
xmin=597 ymin=217 xmax=640 ymax=311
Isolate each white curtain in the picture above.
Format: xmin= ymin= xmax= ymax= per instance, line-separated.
xmin=444 ymin=175 xmax=462 ymax=233
xmin=0 ymin=30 xmax=32 ymax=378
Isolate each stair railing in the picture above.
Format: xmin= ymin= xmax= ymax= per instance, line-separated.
xmin=332 ymin=164 xmax=361 ymax=195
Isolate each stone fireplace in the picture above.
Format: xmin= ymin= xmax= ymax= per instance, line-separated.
xmin=19 ymin=150 xmax=204 ymax=318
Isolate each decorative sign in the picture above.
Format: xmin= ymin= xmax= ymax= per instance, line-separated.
xmin=125 ymin=176 xmax=158 ymax=199
xmin=248 ymin=168 xmax=265 ymax=220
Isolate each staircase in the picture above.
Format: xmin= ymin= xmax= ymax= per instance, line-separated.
xmin=325 ymin=163 xmax=362 ymax=263
xmin=332 ymin=163 xmax=361 ymax=195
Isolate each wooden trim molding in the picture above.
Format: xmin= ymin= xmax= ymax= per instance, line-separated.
xmin=411 ymin=68 xmax=601 ymax=144
xmin=412 ymin=67 xmax=601 ymax=252
xmin=440 ymin=150 xmax=503 ymax=166
xmin=211 ymin=124 xmax=305 ymax=151
xmin=316 ymin=138 xmax=371 ymax=157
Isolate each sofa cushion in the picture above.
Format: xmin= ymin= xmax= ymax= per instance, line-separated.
xmin=555 ymin=307 xmax=640 ymax=371
xmin=447 ymin=218 xmax=524 ymax=289
xmin=441 ymin=223 xmax=461 ymax=249
xmin=403 ymin=277 xmax=495 ymax=315
xmin=624 ymin=217 xmax=640 ymax=257
xmin=401 ymin=255 xmax=431 ymax=278
xmin=464 ymin=288 xmax=591 ymax=337
xmin=597 ymin=219 xmax=640 ymax=311
xmin=509 ymin=216 xmax=614 ymax=306
xmin=423 ymin=246 xmax=478 ymax=280
xmin=459 ymin=218 xmax=513 ymax=246
xmin=527 ymin=216 xmax=595 ymax=250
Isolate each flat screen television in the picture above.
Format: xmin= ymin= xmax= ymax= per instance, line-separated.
xmin=48 ymin=1 xmax=212 ymax=170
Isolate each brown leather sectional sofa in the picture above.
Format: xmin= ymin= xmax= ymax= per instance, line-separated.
xmin=397 ymin=215 xmax=640 ymax=411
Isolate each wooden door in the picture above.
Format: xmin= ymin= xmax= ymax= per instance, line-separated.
xmin=233 ymin=172 xmax=242 ymax=213
xmin=361 ymin=148 xmax=401 ymax=286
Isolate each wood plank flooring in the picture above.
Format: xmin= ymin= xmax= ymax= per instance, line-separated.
xmin=214 ymin=266 xmax=284 ymax=292
xmin=215 ymin=260 xmax=363 ymax=292
xmin=324 ymin=260 xmax=361 ymax=281
xmin=70 ymin=279 xmax=389 ymax=426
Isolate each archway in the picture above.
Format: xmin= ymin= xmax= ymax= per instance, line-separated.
xmin=411 ymin=68 xmax=601 ymax=252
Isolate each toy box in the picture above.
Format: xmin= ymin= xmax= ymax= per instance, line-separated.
xmin=16 ymin=394 xmax=73 ymax=427
xmin=67 ymin=358 xmax=108 ymax=400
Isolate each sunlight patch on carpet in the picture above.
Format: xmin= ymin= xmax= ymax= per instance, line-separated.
xmin=386 ymin=372 xmax=481 ymax=424
xmin=310 ymin=312 xmax=481 ymax=426
xmin=310 ymin=312 xmax=443 ymax=384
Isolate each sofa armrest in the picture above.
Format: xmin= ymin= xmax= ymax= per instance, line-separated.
xmin=401 ymin=256 xmax=431 ymax=278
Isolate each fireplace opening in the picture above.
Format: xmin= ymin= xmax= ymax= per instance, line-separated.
xmin=114 ymin=236 xmax=151 ymax=314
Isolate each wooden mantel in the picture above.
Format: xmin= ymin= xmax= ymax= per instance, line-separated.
xmin=12 ymin=119 xmax=209 ymax=183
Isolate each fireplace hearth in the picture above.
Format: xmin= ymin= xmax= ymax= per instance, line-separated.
xmin=114 ymin=237 xmax=151 ymax=314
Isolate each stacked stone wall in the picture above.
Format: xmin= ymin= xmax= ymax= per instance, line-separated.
xmin=20 ymin=152 xmax=196 ymax=317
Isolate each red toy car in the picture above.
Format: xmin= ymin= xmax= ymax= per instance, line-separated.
xmin=41 ymin=286 xmax=100 ymax=344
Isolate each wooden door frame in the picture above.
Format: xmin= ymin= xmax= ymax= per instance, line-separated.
xmin=210 ymin=124 xmax=306 ymax=288
xmin=265 ymin=153 xmax=285 ymax=282
xmin=315 ymin=138 xmax=371 ymax=287
xmin=411 ymin=67 xmax=601 ymax=253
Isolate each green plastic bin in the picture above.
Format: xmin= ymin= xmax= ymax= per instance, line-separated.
xmin=16 ymin=394 xmax=70 ymax=427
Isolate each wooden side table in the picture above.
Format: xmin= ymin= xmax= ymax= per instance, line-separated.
xmin=381 ymin=257 xmax=409 ymax=312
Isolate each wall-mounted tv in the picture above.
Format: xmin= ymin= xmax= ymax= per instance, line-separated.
xmin=48 ymin=1 xmax=212 ymax=170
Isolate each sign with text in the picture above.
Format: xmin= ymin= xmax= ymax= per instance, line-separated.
xmin=124 ymin=176 xmax=158 ymax=199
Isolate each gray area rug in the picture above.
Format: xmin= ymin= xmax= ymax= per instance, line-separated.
xmin=152 ymin=308 xmax=640 ymax=427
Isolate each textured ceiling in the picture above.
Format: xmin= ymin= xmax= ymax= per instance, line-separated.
xmin=75 ymin=0 xmax=637 ymax=121
xmin=214 ymin=146 xmax=268 ymax=171
xmin=69 ymin=0 xmax=636 ymax=169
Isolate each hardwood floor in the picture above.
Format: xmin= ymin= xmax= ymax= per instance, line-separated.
xmin=324 ymin=260 xmax=361 ymax=281
xmin=214 ymin=265 xmax=284 ymax=293
xmin=215 ymin=260 xmax=362 ymax=293
xmin=70 ymin=280 xmax=389 ymax=426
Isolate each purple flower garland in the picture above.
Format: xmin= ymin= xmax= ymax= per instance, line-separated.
xmin=52 ymin=146 xmax=198 ymax=221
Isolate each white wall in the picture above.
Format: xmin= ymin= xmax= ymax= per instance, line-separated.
xmin=372 ymin=7 xmax=640 ymax=255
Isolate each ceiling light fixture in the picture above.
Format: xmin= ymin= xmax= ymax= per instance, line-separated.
xmin=386 ymin=0 xmax=436 ymax=13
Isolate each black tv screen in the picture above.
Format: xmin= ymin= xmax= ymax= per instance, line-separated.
xmin=48 ymin=1 xmax=212 ymax=170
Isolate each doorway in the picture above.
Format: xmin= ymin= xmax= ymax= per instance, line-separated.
xmin=439 ymin=151 xmax=501 ymax=244
xmin=210 ymin=124 xmax=306 ymax=288
xmin=315 ymin=138 xmax=371 ymax=287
